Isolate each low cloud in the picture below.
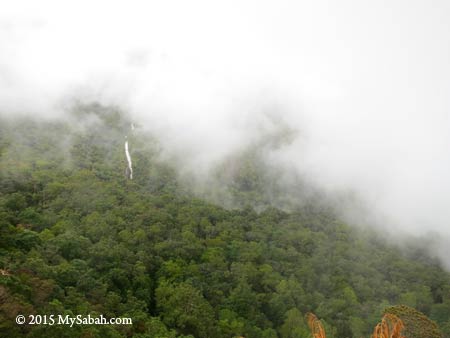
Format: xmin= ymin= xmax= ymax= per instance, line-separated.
xmin=1 ymin=0 xmax=450 ymax=266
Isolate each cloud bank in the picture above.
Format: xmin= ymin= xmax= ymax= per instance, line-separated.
xmin=1 ymin=1 xmax=450 ymax=263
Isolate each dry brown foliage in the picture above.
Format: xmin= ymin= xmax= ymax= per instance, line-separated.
xmin=306 ymin=312 xmax=327 ymax=338
xmin=306 ymin=312 xmax=406 ymax=338
xmin=371 ymin=313 xmax=406 ymax=338
xmin=0 ymin=269 xmax=11 ymax=276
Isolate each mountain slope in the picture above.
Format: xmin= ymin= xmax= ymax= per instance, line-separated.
xmin=1 ymin=106 xmax=449 ymax=338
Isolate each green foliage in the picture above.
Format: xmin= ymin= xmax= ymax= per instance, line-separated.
xmin=156 ymin=281 xmax=216 ymax=338
xmin=280 ymin=308 xmax=310 ymax=338
xmin=0 ymin=106 xmax=450 ymax=337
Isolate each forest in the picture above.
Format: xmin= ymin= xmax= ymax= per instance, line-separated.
xmin=1 ymin=105 xmax=449 ymax=338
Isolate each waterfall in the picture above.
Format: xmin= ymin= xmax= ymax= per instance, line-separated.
xmin=125 ymin=124 xmax=133 ymax=179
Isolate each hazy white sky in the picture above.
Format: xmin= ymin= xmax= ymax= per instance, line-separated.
xmin=1 ymin=1 xmax=450 ymax=248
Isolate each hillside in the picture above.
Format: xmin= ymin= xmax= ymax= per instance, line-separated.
xmin=1 ymin=105 xmax=449 ymax=338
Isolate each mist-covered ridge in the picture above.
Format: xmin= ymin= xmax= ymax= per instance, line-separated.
xmin=1 ymin=106 xmax=450 ymax=337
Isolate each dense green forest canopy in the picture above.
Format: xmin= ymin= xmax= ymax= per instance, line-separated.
xmin=0 ymin=105 xmax=449 ymax=337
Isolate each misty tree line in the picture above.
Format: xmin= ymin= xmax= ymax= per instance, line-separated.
xmin=0 ymin=105 xmax=449 ymax=338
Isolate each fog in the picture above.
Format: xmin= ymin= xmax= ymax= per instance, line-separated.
xmin=1 ymin=1 xmax=450 ymax=264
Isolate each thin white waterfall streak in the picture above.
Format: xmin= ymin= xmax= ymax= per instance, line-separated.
xmin=125 ymin=136 xmax=133 ymax=179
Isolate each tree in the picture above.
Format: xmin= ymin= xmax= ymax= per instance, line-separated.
xmin=155 ymin=281 xmax=216 ymax=338
xmin=280 ymin=308 xmax=310 ymax=338
xmin=385 ymin=305 xmax=442 ymax=338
